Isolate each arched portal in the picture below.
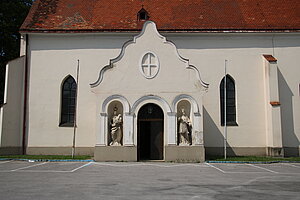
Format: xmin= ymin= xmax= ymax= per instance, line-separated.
xmin=137 ymin=103 xmax=164 ymax=161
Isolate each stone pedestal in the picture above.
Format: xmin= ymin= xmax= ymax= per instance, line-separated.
xmin=165 ymin=145 xmax=205 ymax=162
xmin=94 ymin=146 xmax=137 ymax=161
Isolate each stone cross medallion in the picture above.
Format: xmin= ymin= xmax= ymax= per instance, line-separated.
xmin=140 ymin=52 xmax=160 ymax=79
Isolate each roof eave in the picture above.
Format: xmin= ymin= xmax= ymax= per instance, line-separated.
xmin=19 ymin=28 xmax=300 ymax=34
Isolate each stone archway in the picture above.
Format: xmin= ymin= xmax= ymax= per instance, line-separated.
xmin=137 ymin=103 xmax=164 ymax=161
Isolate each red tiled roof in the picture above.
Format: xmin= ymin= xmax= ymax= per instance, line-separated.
xmin=20 ymin=0 xmax=300 ymax=33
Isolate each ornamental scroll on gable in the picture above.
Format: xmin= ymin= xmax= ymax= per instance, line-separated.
xmin=90 ymin=21 xmax=208 ymax=93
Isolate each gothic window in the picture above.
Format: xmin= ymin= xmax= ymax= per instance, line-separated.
xmin=60 ymin=76 xmax=77 ymax=127
xmin=220 ymin=75 xmax=237 ymax=126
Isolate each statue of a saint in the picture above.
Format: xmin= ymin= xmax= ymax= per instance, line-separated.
xmin=178 ymin=108 xmax=192 ymax=145
xmin=110 ymin=107 xmax=123 ymax=146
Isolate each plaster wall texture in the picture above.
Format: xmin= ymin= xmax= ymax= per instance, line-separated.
xmin=25 ymin=28 xmax=300 ymax=151
xmin=0 ymin=57 xmax=25 ymax=147
xmin=92 ymin=22 xmax=205 ymax=147
xmin=170 ymin=33 xmax=300 ymax=149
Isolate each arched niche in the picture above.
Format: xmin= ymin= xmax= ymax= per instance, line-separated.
xmin=177 ymin=100 xmax=192 ymax=119
xmin=177 ymin=100 xmax=192 ymax=145
xmin=172 ymin=94 xmax=203 ymax=146
xmin=172 ymin=94 xmax=199 ymax=114
xmin=102 ymin=95 xmax=130 ymax=114
xmin=107 ymin=101 xmax=123 ymax=146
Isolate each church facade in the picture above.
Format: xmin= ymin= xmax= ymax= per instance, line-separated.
xmin=0 ymin=0 xmax=299 ymax=161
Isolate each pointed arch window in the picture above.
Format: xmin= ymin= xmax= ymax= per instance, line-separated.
xmin=60 ymin=76 xmax=77 ymax=127
xmin=220 ymin=75 xmax=237 ymax=126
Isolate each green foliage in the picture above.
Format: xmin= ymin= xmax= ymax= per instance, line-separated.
xmin=0 ymin=0 xmax=33 ymax=104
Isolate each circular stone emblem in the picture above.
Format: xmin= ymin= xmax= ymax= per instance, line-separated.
xmin=140 ymin=52 xmax=160 ymax=79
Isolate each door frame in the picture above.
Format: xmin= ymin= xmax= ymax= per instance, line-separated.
xmin=137 ymin=103 xmax=164 ymax=161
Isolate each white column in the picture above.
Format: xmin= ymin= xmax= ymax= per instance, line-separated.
xmin=124 ymin=112 xmax=134 ymax=146
xmin=263 ymin=55 xmax=283 ymax=156
xmin=97 ymin=113 xmax=107 ymax=146
xmin=193 ymin=112 xmax=203 ymax=145
xmin=268 ymin=62 xmax=283 ymax=148
xmin=167 ymin=112 xmax=177 ymax=145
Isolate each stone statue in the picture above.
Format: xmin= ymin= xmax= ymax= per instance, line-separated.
xmin=178 ymin=108 xmax=192 ymax=145
xmin=110 ymin=107 xmax=123 ymax=146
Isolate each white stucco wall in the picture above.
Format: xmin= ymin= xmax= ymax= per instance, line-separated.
xmin=0 ymin=57 xmax=25 ymax=147
xmin=25 ymin=29 xmax=300 ymax=150
xmin=169 ymin=33 xmax=300 ymax=149
xmin=27 ymin=34 xmax=132 ymax=147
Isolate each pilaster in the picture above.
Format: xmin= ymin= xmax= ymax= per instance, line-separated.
xmin=124 ymin=112 xmax=134 ymax=146
xmin=97 ymin=113 xmax=107 ymax=146
xmin=167 ymin=112 xmax=177 ymax=145
xmin=263 ymin=55 xmax=283 ymax=156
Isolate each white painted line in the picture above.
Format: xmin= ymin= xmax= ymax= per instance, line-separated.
xmin=283 ymin=163 xmax=300 ymax=169
xmin=11 ymin=162 xmax=48 ymax=172
xmin=205 ymin=163 xmax=226 ymax=173
xmin=0 ymin=160 xmax=12 ymax=164
xmin=70 ymin=162 xmax=93 ymax=172
xmin=247 ymin=164 xmax=278 ymax=173
xmin=13 ymin=170 xmax=73 ymax=173
xmin=224 ymin=171 xmax=271 ymax=174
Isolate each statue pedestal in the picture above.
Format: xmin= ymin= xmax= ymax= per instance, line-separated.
xmin=165 ymin=145 xmax=205 ymax=162
xmin=94 ymin=145 xmax=137 ymax=161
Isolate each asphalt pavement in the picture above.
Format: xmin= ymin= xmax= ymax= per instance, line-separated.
xmin=0 ymin=161 xmax=300 ymax=200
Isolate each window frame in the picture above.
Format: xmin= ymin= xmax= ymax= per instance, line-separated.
xmin=220 ymin=74 xmax=238 ymax=126
xmin=59 ymin=75 xmax=77 ymax=127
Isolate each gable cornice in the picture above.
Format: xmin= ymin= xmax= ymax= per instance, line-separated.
xmin=90 ymin=21 xmax=209 ymax=88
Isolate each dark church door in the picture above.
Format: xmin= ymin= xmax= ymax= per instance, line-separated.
xmin=137 ymin=103 xmax=164 ymax=161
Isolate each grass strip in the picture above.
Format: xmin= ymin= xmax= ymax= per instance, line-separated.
xmin=207 ymin=156 xmax=300 ymax=162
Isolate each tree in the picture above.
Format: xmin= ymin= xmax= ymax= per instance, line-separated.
xmin=0 ymin=0 xmax=33 ymax=104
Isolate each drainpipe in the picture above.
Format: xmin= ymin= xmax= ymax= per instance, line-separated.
xmin=22 ymin=34 xmax=29 ymax=155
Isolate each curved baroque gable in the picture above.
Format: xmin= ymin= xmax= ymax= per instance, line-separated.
xmin=90 ymin=21 xmax=208 ymax=89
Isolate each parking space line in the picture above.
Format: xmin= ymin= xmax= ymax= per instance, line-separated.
xmin=14 ymin=170 xmax=73 ymax=173
xmin=70 ymin=162 xmax=93 ymax=172
xmin=11 ymin=162 xmax=48 ymax=172
xmin=205 ymin=163 xmax=226 ymax=173
xmin=283 ymin=163 xmax=300 ymax=169
xmin=247 ymin=164 xmax=278 ymax=173
xmin=0 ymin=160 xmax=12 ymax=164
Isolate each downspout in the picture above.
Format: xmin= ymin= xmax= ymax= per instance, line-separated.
xmin=22 ymin=34 xmax=29 ymax=155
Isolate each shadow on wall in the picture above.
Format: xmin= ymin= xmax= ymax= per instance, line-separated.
xmin=278 ymin=69 xmax=299 ymax=156
xmin=203 ymin=106 xmax=236 ymax=159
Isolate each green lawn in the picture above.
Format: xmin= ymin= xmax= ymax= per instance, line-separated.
xmin=207 ymin=156 xmax=300 ymax=162
xmin=0 ymin=155 xmax=92 ymax=160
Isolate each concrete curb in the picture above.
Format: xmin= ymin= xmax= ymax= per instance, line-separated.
xmin=206 ymin=160 xmax=300 ymax=164
xmin=0 ymin=158 xmax=94 ymax=162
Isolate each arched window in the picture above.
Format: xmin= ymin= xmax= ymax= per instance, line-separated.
xmin=60 ymin=76 xmax=77 ymax=126
xmin=220 ymin=75 xmax=237 ymax=126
